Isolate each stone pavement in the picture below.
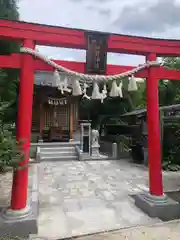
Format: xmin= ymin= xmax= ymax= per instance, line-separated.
xmin=34 ymin=160 xmax=180 ymax=239
xmin=72 ymin=220 xmax=180 ymax=240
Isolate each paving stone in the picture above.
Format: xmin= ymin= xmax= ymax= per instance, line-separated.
xmin=80 ymin=198 xmax=106 ymax=209
xmin=100 ymin=190 xmax=116 ymax=201
xmin=36 ymin=160 xmax=180 ymax=239
xmin=66 ymin=208 xmax=127 ymax=236
xmin=79 ymin=189 xmax=97 ymax=198
xmin=38 ymin=207 xmax=69 ymax=239
xmin=63 ymin=199 xmax=81 ymax=212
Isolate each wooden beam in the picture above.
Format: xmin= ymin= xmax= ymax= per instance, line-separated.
xmin=0 ymin=19 xmax=84 ymax=37
xmin=1 ymin=20 xmax=180 ymax=55
xmin=0 ymin=54 xmax=180 ymax=80
xmin=0 ymin=54 xmax=21 ymax=68
xmin=108 ymin=39 xmax=180 ymax=56
xmin=110 ymin=34 xmax=180 ymax=48
xmin=0 ymin=20 xmax=85 ymax=49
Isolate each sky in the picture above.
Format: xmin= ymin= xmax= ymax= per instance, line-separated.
xmin=18 ymin=0 xmax=180 ymax=66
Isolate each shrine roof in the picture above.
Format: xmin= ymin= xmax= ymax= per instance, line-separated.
xmin=121 ymin=104 xmax=180 ymax=117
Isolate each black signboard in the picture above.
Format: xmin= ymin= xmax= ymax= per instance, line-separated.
xmin=85 ymin=31 xmax=109 ymax=74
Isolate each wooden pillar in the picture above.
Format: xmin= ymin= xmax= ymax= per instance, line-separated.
xmin=69 ymin=102 xmax=73 ymax=140
xmin=11 ymin=39 xmax=35 ymax=210
xmin=39 ymin=103 xmax=44 ymax=140
xmin=146 ymin=53 xmax=163 ymax=196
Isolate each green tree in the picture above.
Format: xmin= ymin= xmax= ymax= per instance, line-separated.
xmin=0 ymin=0 xmax=19 ymax=21
xmin=79 ymin=78 xmax=145 ymax=127
xmin=0 ymin=101 xmax=24 ymax=173
xmin=160 ymin=57 xmax=180 ymax=105
xmin=0 ymin=0 xmax=20 ymax=124
xmin=125 ymin=80 xmax=146 ymax=109
xmin=0 ymin=1 xmax=22 ymax=172
xmin=158 ymin=57 xmax=180 ymax=170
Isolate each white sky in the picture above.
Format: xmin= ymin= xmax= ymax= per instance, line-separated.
xmin=18 ymin=0 xmax=180 ymax=66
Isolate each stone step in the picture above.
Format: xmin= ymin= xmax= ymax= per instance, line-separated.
xmin=34 ymin=141 xmax=79 ymax=148
xmin=37 ymin=142 xmax=79 ymax=161
xmin=40 ymin=146 xmax=76 ymax=153
xmin=41 ymin=155 xmax=78 ymax=161
xmin=40 ymin=151 xmax=77 ymax=157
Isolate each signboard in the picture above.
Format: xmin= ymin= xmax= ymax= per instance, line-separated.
xmin=48 ymin=97 xmax=67 ymax=106
xmin=85 ymin=31 xmax=109 ymax=74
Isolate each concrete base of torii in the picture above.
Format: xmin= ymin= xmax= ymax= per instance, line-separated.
xmin=133 ymin=191 xmax=180 ymax=221
xmin=0 ymin=164 xmax=38 ymax=238
xmin=0 ymin=205 xmax=37 ymax=238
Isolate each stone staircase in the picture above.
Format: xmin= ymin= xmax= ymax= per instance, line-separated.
xmin=37 ymin=141 xmax=79 ymax=161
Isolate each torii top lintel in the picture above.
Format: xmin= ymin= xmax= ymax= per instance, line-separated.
xmin=1 ymin=19 xmax=180 ymax=56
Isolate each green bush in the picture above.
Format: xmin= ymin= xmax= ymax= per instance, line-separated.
xmin=0 ymin=102 xmax=23 ymax=173
xmin=0 ymin=126 xmax=23 ymax=173
xmin=162 ymin=123 xmax=180 ymax=171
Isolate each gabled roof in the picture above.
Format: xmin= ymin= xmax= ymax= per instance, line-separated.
xmin=121 ymin=104 xmax=180 ymax=117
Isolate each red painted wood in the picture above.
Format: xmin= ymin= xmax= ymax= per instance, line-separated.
xmin=1 ymin=20 xmax=180 ymax=49
xmin=108 ymin=38 xmax=180 ymax=56
xmin=1 ymin=20 xmax=180 ymax=55
xmin=11 ymin=39 xmax=35 ymax=210
xmin=0 ymin=19 xmax=84 ymax=37
xmin=0 ymin=54 xmax=21 ymax=68
xmin=157 ymin=67 xmax=180 ymax=80
xmin=0 ymin=27 xmax=85 ymax=49
xmin=0 ymin=54 xmax=180 ymax=80
xmin=34 ymin=60 xmax=148 ymax=78
xmin=110 ymin=35 xmax=180 ymax=48
xmin=146 ymin=53 xmax=163 ymax=196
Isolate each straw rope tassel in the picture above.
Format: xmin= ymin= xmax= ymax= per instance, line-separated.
xmin=128 ymin=75 xmax=138 ymax=91
xmin=63 ymin=76 xmax=72 ymax=93
xmin=82 ymin=83 xmax=91 ymax=100
xmin=110 ymin=80 xmax=119 ymax=97
xmin=100 ymin=84 xmax=108 ymax=103
xmin=53 ymin=70 xmax=64 ymax=94
xmin=53 ymin=70 xmax=61 ymax=87
xmin=91 ymin=82 xmax=101 ymax=99
xmin=117 ymin=82 xmax=123 ymax=98
xmin=72 ymin=79 xmax=82 ymax=96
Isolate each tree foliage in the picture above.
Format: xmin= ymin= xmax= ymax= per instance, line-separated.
xmin=160 ymin=57 xmax=180 ymax=105
xmin=0 ymin=0 xmax=20 ymax=124
xmin=0 ymin=0 xmax=22 ymax=172
xmin=80 ymin=79 xmax=133 ymax=127
xmin=0 ymin=0 xmax=19 ymax=21
xmin=158 ymin=57 xmax=180 ymax=170
xmin=0 ymin=102 xmax=23 ymax=173
xmin=79 ymin=78 xmax=147 ymax=128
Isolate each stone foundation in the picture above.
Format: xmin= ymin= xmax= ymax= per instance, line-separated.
xmin=0 ymin=164 xmax=39 ymax=238
xmin=134 ymin=192 xmax=180 ymax=221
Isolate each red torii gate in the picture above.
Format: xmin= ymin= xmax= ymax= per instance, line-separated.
xmin=0 ymin=20 xmax=180 ymax=213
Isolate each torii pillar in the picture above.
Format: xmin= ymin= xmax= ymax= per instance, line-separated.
xmin=3 ymin=39 xmax=36 ymax=219
xmin=134 ymin=53 xmax=179 ymax=221
xmin=1 ymin=39 xmax=37 ymax=236
xmin=146 ymin=53 xmax=163 ymax=196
